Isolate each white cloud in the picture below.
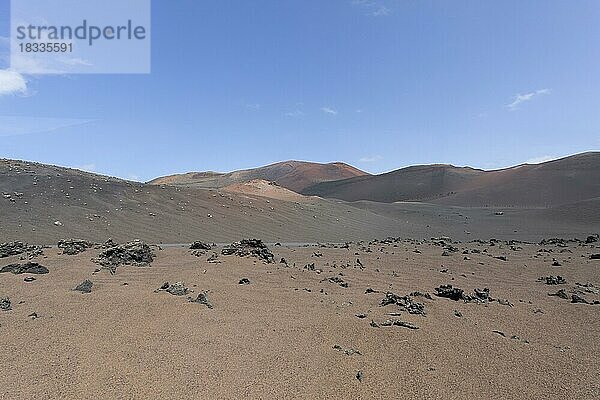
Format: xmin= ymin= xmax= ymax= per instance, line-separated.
xmin=321 ymin=107 xmax=338 ymax=115
xmin=0 ymin=116 xmax=95 ymax=137
xmin=285 ymin=110 xmax=304 ymax=117
xmin=245 ymin=103 xmax=261 ymax=110
xmin=359 ymin=155 xmax=383 ymax=163
xmin=0 ymin=70 xmax=28 ymax=96
xmin=507 ymin=88 xmax=550 ymax=110
xmin=523 ymin=155 xmax=558 ymax=164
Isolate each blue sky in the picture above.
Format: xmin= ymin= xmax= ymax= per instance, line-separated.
xmin=1 ymin=0 xmax=599 ymax=181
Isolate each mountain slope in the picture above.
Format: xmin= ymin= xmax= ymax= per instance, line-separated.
xmin=0 ymin=159 xmax=394 ymax=243
xmin=149 ymin=160 xmax=369 ymax=193
xmin=302 ymin=152 xmax=600 ymax=207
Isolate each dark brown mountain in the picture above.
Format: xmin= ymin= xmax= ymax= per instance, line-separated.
xmin=302 ymin=152 xmax=600 ymax=207
xmin=149 ymin=160 xmax=369 ymax=193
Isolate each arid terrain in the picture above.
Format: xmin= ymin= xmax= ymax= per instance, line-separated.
xmin=1 ymin=154 xmax=599 ymax=399
xmin=0 ymin=238 xmax=598 ymax=399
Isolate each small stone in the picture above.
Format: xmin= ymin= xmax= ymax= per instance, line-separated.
xmin=571 ymin=294 xmax=589 ymax=304
xmin=189 ymin=292 xmax=213 ymax=309
xmin=0 ymin=297 xmax=11 ymax=311
xmin=356 ymin=370 xmax=364 ymax=382
xmin=74 ymin=280 xmax=93 ymax=293
xmin=238 ymin=278 xmax=251 ymax=285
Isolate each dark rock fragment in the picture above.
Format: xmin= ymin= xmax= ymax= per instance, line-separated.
xmin=157 ymin=281 xmax=190 ymax=296
xmin=58 ymin=239 xmax=93 ymax=255
xmin=0 ymin=297 xmax=11 ymax=311
xmin=380 ymin=293 xmax=425 ymax=315
xmin=93 ymin=240 xmax=154 ymax=273
xmin=548 ymin=289 xmax=569 ymax=299
xmin=189 ymin=292 xmax=213 ymax=308
xmin=221 ymin=239 xmax=274 ymax=263
xmin=571 ymin=294 xmax=589 ymax=304
xmin=190 ymin=241 xmax=211 ymax=250
xmin=0 ymin=262 xmax=49 ymax=275
xmin=434 ymin=284 xmax=464 ymax=301
xmin=74 ymin=279 xmax=93 ymax=293
xmin=0 ymin=241 xmax=43 ymax=258
xmin=538 ymin=276 xmax=566 ymax=285
xmin=238 ymin=278 xmax=251 ymax=285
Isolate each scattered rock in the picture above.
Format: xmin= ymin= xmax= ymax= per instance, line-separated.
xmin=454 ymin=310 xmax=462 ymax=317
xmin=538 ymin=276 xmax=566 ymax=285
xmin=571 ymin=294 xmax=589 ymax=304
xmin=157 ymin=281 xmax=190 ymax=296
xmin=355 ymin=313 xmax=367 ymax=319
xmin=189 ymin=292 xmax=213 ymax=308
xmin=379 ymin=319 xmax=419 ymax=329
xmin=221 ymin=239 xmax=274 ymax=263
xmin=0 ymin=241 xmax=43 ymax=258
xmin=93 ymin=240 xmax=154 ymax=273
xmin=238 ymin=278 xmax=251 ymax=285
xmin=585 ymin=235 xmax=598 ymax=243
xmin=590 ymin=254 xmax=600 ymax=260
xmin=434 ymin=284 xmax=464 ymax=301
xmin=207 ymin=253 xmax=220 ymax=263
xmin=548 ymin=289 xmax=569 ymax=299
xmin=326 ymin=276 xmax=348 ymax=288
xmin=409 ymin=291 xmax=433 ymax=300
xmin=0 ymin=297 xmax=11 ymax=311
xmin=365 ymin=287 xmax=379 ymax=294
xmin=492 ymin=330 xmax=506 ymax=337
xmin=74 ymin=280 xmax=93 ymax=293
xmin=356 ymin=370 xmax=364 ymax=382
xmin=333 ymin=344 xmax=362 ymax=356
xmin=190 ymin=241 xmax=211 ymax=250
xmin=510 ymin=335 xmax=529 ymax=344
xmin=28 ymin=312 xmax=39 ymax=320
xmin=0 ymin=262 xmax=49 ymax=275
xmin=58 ymin=239 xmax=93 ymax=255
xmin=380 ymin=293 xmax=426 ymax=315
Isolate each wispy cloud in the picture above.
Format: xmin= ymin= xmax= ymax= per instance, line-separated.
xmin=506 ymin=88 xmax=550 ymax=110
xmin=0 ymin=69 xmax=28 ymax=96
xmin=245 ymin=103 xmax=261 ymax=110
xmin=321 ymin=107 xmax=338 ymax=115
xmin=359 ymin=155 xmax=383 ymax=163
xmin=371 ymin=6 xmax=391 ymax=16
xmin=0 ymin=116 xmax=95 ymax=137
xmin=285 ymin=109 xmax=304 ymax=117
xmin=351 ymin=0 xmax=392 ymax=17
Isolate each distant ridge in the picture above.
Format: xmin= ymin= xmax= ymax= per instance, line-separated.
xmin=149 ymin=160 xmax=369 ymax=193
xmin=302 ymin=152 xmax=600 ymax=208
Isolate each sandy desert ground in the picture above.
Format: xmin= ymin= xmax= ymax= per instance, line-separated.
xmin=1 ymin=238 xmax=599 ymax=399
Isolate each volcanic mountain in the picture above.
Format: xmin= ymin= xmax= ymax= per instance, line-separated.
xmin=149 ymin=160 xmax=369 ymax=193
xmin=302 ymin=152 xmax=600 ymax=208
